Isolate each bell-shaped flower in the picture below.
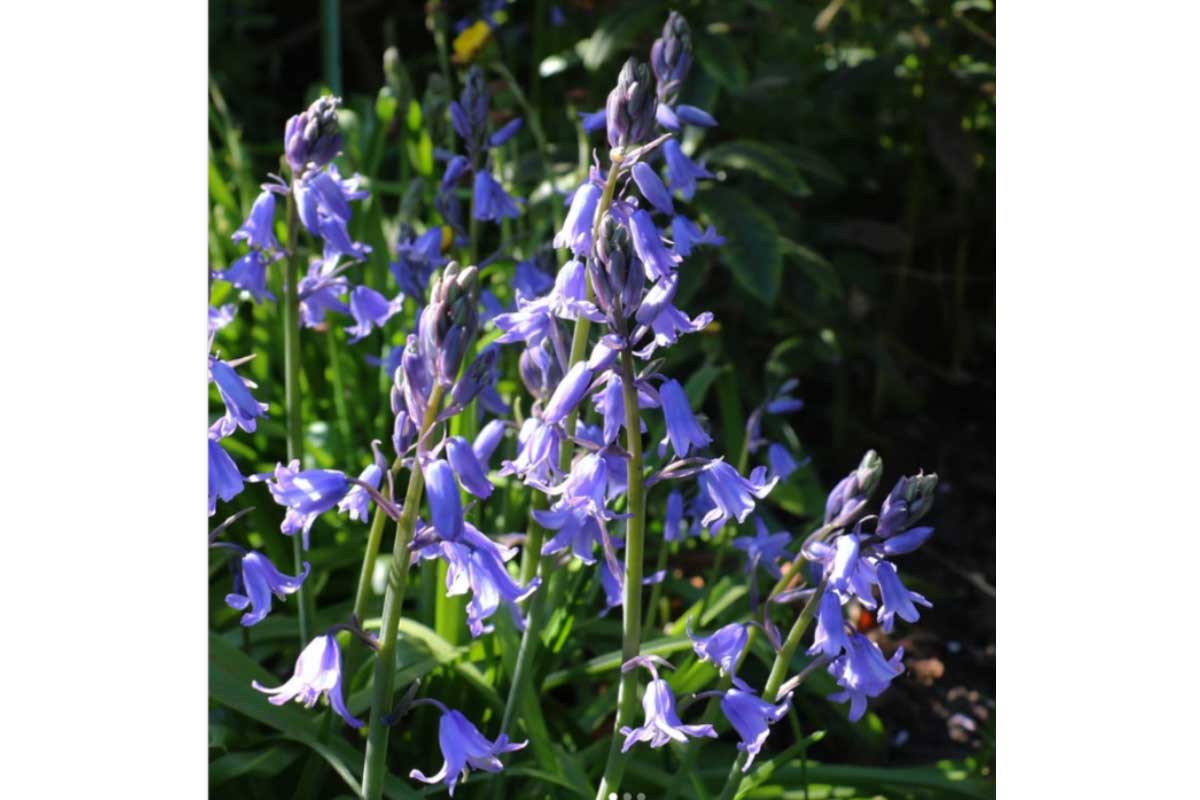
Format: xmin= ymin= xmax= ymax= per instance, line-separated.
xmin=877 ymin=525 xmax=934 ymax=557
xmin=671 ymin=213 xmax=724 ymax=257
xmin=489 ymin=117 xmax=524 ymax=148
xmin=208 ymin=436 xmax=245 ymax=516
xmin=721 ymin=688 xmax=791 ymax=772
xmin=260 ymin=460 xmax=351 ymax=549
xmin=820 ymin=533 xmax=879 ymax=608
xmin=628 ymin=208 xmax=681 ymax=280
xmin=446 ymin=436 xmax=494 ymax=500
xmin=298 ymin=260 xmax=350 ymax=328
xmin=441 ymin=154 xmax=471 ymax=190
xmin=767 ymin=443 xmax=800 ymax=482
xmin=226 ymin=551 xmax=310 ymax=627
xmin=631 ymin=162 xmax=674 ymax=215
xmin=409 ymin=702 xmax=527 ymax=796
xmin=500 ymin=417 xmax=562 ymax=486
xmin=659 ymin=378 xmax=711 ymax=457
xmin=808 ymin=588 xmax=850 ymax=658
xmin=337 ymin=444 xmax=386 ymax=522
xmin=535 ymin=503 xmax=606 ymax=564
xmin=620 ymin=678 xmax=718 ymax=752
xmin=732 ymin=516 xmax=793 ymax=578
xmin=826 ymin=633 xmax=904 ymax=722
xmin=344 ymin=285 xmax=403 ymax=343
xmin=698 ymin=460 xmax=778 ymax=533
xmin=218 ymin=250 xmax=276 ymax=304
xmin=542 ymin=363 xmax=593 ymax=424
xmin=874 ymin=561 xmax=931 ymax=633
xmin=424 ymin=459 xmax=465 ymax=540
xmin=554 ymin=181 xmax=601 ymax=256
xmin=473 ymin=170 xmax=521 ymax=221
xmin=208 ymin=304 xmax=236 ymax=337
xmin=633 ymin=303 xmax=713 ymax=359
xmin=663 ymin=490 xmax=687 ymax=542
xmin=209 ymin=358 xmax=268 ymax=437
xmin=676 ymin=104 xmax=717 ymax=128
xmin=252 ymin=634 xmax=360 ymax=727
xmin=663 ymin=138 xmax=713 ymax=200
xmin=687 ymin=619 xmax=748 ymax=681
xmin=473 ymin=419 xmax=507 ymax=464
xmin=232 ymin=189 xmax=279 ymax=251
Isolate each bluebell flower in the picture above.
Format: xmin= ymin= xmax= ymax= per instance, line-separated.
xmin=446 ymin=435 xmax=494 ymax=500
xmin=392 ymin=410 xmax=415 ymax=459
xmin=768 ymin=443 xmax=800 ymax=482
xmin=554 ymin=181 xmax=601 ymax=256
xmin=687 ymin=619 xmax=748 ymax=681
xmin=824 ymin=451 xmax=883 ymax=528
xmin=877 ymin=525 xmax=935 ymax=557
xmin=409 ymin=702 xmax=527 ymax=796
xmin=546 ymin=258 xmax=605 ymax=322
xmin=633 ymin=303 xmax=712 ymax=359
xmin=592 ymin=372 xmax=653 ymax=445
xmin=298 ymin=260 xmax=350 ymax=328
xmin=721 ymin=688 xmax=792 ymax=772
xmin=875 ymin=560 xmax=931 ymax=633
xmin=631 ymin=162 xmax=674 ymax=215
xmin=579 ymin=108 xmax=607 ymax=133
xmin=473 ymin=419 xmax=507 ymax=465
xmin=628 ymin=208 xmax=681 ymax=280
xmin=317 ymin=214 xmax=372 ymax=263
xmin=218 ymin=250 xmax=276 ymax=304
xmin=662 ymin=138 xmax=713 ymax=200
xmin=671 ymin=214 xmax=724 ymax=257
xmin=283 ymin=96 xmax=342 ymax=175
xmin=337 ymin=445 xmax=385 ymax=523
xmin=441 ymin=154 xmax=471 ymax=189
xmin=659 ymin=378 xmax=711 ymax=457
xmin=821 ymin=532 xmax=879 ymax=607
xmin=676 ymin=105 xmax=717 ymax=128
xmin=473 ymin=170 xmax=521 ymax=221
xmin=500 ymin=417 xmax=562 ymax=486
xmin=620 ymin=678 xmax=718 ymax=752
xmin=253 ymin=633 xmax=361 ymax=727
xmin=209 ymin=357 xmax=268 ymax=437
xmin=390 ymin=227 xmax=444 ymax=299
xmin=514 ymin=257 xmax=555 ymax=301
xmin=732 ymin=516 xmax=792 ymax=578
xmin=208 ymin=304 xmax=236 ymax=337
xmin=489 ymin=117 xmax=523 ymax=147
xmin=541 ymin=363 xmax=593 ymax=424
xmin=225 ymin=551 xmax=310 ymax=627
xmin=535 ymin=503 xmax=606 ymax=564
xmin=345 ymin=285 xmax=403 ymax=343
xmin=663 ymin=490 xmax=687 ymax=542
xmin=232 ymin=189 xmax=279 ymax=251
xmin=876 ymin=473 xmax=938 ymax=539
xmin=424 ymin=458 xmax=465 ymax=540
xmin=208 ymin=436 xmax=245 ymax=516
xmin=260 ymin=460 xmax=352 ymax=548
xmin=698 ymin=461 xmax=778 ymax=532
xmin=827 ymin=633 xmax=905 ymax=722
xmin=297 ymin=169 xmax=352 ymax=233
xmin=808 ymin=588 xmax=849 ymax=658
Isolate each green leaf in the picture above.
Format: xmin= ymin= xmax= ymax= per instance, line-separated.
xmin=208 ymin=162 xmax=238 ymax=214
xmin=695 ymin=187 xmax=783 ymax=305
xmin=683 ymin=363 xmax=729 ymax=408
xmin=575 ymin=3 xmax=665 ymax=71
xmin=209 ymin=744 xmax=300 ymax=785
xmin=780 ymin=238 xmax=842 ymax=302
xmin=541 ymin=636 xmax=694 ymax=691
xmin=705 ymin=140 xmax=812 ymax=198
xmin=694 ymin=32 xmax=748 ymax=91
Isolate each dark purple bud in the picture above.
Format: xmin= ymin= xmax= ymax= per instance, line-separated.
xmin=489 ymin=117 xmax=523 ymax=148
xmin=519 ymin=344 xmax=562 ymax=401
xmin=877 ymin=472 xmax=939 ymax=538
xmin=438 ymin=326 xmax=467 ymax=386
xmin=824 ymin=450 xmax=883 ymax=527
xmin=676 ymin=104 xmax=717 ymax=128
xmin=284 ymin=96 xmax=342 ymax=175
xmin=650 ymin=11 xmax=692 ymax=104
xmin=450 ymin=346 xmax=498 ymax=407
xmin=632 ymin=162 xmax=674 ymax=215
xmin=606 ymin=58 xmax=657 ymax=151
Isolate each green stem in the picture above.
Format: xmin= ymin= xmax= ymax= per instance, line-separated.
xmin=321 ymin=0 xmax=342 ymax=95
xmin=361 ymin=385 xmax=445 ymax=800
xmin=325 ymin=325 xmax=354 ymax=456
xmin=352 ymin=494 xmax=390 ymax=622
xmin=283 ymin=169 xmax=312 ymax=646
xmin=643 ymin=537 xmax=670 ymax=632
xmin=594 ymin=347 xmax=648 ymax=800
xmin=713 ymin=582 xmax=826 ymax=800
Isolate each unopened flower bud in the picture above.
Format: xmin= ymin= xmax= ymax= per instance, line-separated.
xmin=606 ymin=58 xmax=657 ymax=151
xmin=824 ymin=450 xmax=883 ymax=528
xmin=651 ymin=11 xmax=692 ymax=103
xmin=284 ymin=96 xmax=343 ymax=175
xmin=877 ymin=472 xmax=938 ymax=538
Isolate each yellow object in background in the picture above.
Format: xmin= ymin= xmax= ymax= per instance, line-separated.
xmin=451 ymin=20 xmax=492 ymax=64
xmin=439 ymin=225 xmax=454 ymax=253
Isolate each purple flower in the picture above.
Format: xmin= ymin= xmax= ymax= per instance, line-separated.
xmin=208 ymin=304 xmax=236 ymax=337
xmin=218 ymin=250 xmax=276 ymax=304
xmin=876 ymin=473 xmax=939 ymax=539
xmin=225 ymin=551 xmax=310 ymax=627
xmin=877 ymin=525 xmax=935 ymax=557
xmin=628 ymin=208 xmax=681 ymax=280
xmin=298 ymin=260 xmax=350 ymax=328
xmin=721 ymin=688 xmax=791 ymax=771
xmin=345 ymin=285 xmax=403 ymax=343
xmin=633 ymin=303 xmax=713 ymax=359
xmin=663 ymin=138 xmax=713 ymax=200
xmin=827 ymin=633 xmax=905 ymax=722
xmin=424 ymin=458 xmax=465 ymax=540
xmin=473 ymin=170 xmax=521 ymax=221
xmin=875 ymin=561 xmax=932 ymax=633
xmin=535 ymin=503 xmax=606 ymax=564
xmin=489 ymin=117 xmax=523 ymax=148
xmin=732 ymin=516 xmax=793 ymax=578
xmin=232 ymin=189 xmax=279 ymax=251
xmin=698 ymin=461 xmax=778 ymax=532
xmin=620 ymin=678 xmax=718 ymax=751
xmin=500 ymin=417 xmax=562 ymax=486
xmin=579 ymin=108 xmax=607 ymax=133
xmin=409 ymin=705 xmax=527 ymax=796
xmin=473 ymin=419 xmax=507 ymax=464
xmin=261 ymin=461 xmax=351 ymax=549
xmin=824 ymin=451 xmax=883 ymax=528
xmin=446 ymin=436 xmax=494 ymax=500
xmin=808 ymin=589 xmax=849 ymax=658
xmin=284 ymin=96 xmax=342 ymax=174
xmin=663 ymin=490 xmax=687 ymax=542
xmin=391 ymin=227 xmax=444 ymax=298
xmin=687 ymin=620 xmax=748 ymax=680
xmin=317 ymin=214 xmax=372 ymax=262
xmin=671 ymin=214 xmax=724 ymax=257
xmin=554 ymin=181 xmax=601 ymax=256
xmin=768 ymin=444 xmax=800 ymax=482
xmin=442 ymin=154 xmax=471 ymax=190
xmin=676 ymin=104 xmax=717 ymax=128
xmin=659 ymin=378 xmax=711 ymax=457
xmin=209 ymin=358 xmax=269 ymax=437
xmin=208 ymin=436 xmax=245 ymax=516
xmin=252 ymin=633 xmax=361 ymax=727
xmin=337 ymin=448 xmax=385 ymax=523
xmin=631 ymin=162 xmax=674 ymax=215
xmin=542 ymin=363 xmax=593 ymax=424
xmin=514 ymin=258 xmax=555 ymax=301
xmin=820 ymin=533 xmax=879 ymax=608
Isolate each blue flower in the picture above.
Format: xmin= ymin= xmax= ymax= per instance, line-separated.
xmin=473 ymin=170 xmax=521 ymax=221
xmin=554 ymin=181 xmax=601 ymax=256
xmin=232 ymin=189 xmax=279 ymax=251
xmin=446 ymin=436 xmax=494 ymax=500
xmin=631 ymin=162 xmax=674 ymax=215
xmin=687 ymin=620 xmax=748 ymax=681
xmin=827 ymin=633 xmax=905 ymax=722
xmin=409 ymin=704 xmax=527 ymax=796
xmin=808 ymin=588 xmax=849 ymax=658
xmin=620 ymin=678 xmax=718 ymax=752
xmin=344 ymin=285 xmax=403 ymax=343
xmin=424 ymin=458 xmax=465 ymax=541
xmin=535 ymin=503 xmax=606 ymax=564
xmin=875 ymin=560 xmax=932 ymax=633
xmin=541 ymin=363 xmax=593 ymax=424
xmin=633 ymin=303 xmax=712 ymax=359
xmin=489 ymin=117 xmax=523 ymax=147
xmin=208 ymin=436 xmax=245 ymax=516
xmin=698 ymin=461 xmax=778 ymax=533
xmin=500 ymin=417 xmax=563 ymax=486
xmin=253 ymin=633 xmax=361 ymax=727
xmin=337 ymin=446 xmax=385 ymax=523
xmin=659 ymin=378 xmax=711 ymax=457
xmin=225 ymin=551 xmax=310 ymax=627
xmin=662 ymin=138 xmax=713 ymax=200
xmin=768 ymin=443 xmax=800 ymax=481
xmin=663 ymin=490 xmax=687 ymax=542
xmin=628 ymin=208 xmax=681 ymax=280
xmin=261 ymin=460 xmax=352 ymax=549
xmin=720 ymin=688 xmax=791 ymax=772
xmin=671 ymin=214 xmax=724 ymax=257
xmin=218 ymin=250 xmax=276 ymax=304
xmin=298 ymin=260 xmax=350 ymax=328
xmin=209 ymin=357 xmax=268 ymax=437
xmin=732 ymin=516 xmax=792 ymax=578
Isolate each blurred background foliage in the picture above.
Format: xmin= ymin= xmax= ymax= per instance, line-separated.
xmin=209 ymin=1 xmax=994 ymax=796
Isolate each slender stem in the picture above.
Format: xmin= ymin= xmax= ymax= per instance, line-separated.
xmin=325 ymin=325 xmax=354 ymax=456
xmin=643 ymin=537 xmax=670 ymax=632
xmin=594 ymin=348 xmax=648 ymax=800
xmin=713 ymin=582 xmax=826 ymax=800
xmin=361 ymin=385 xmax=445 ymax=800
xmin=352 ymin=494 xmax=391 ymax=622
xmin=282 ymin=170 xmax=312 ymax=646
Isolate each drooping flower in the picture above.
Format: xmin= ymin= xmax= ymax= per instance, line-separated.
xmin=473 ymin=419 xmax=507 ymax=464
xmin=659 ymin=378 xmax=711 ymax=457
xmin=208 ymin=436 xmax=245 ymax=516
xmin=424 ymin=458 xmax=465 ymax=540
xmin=554 ymin=181 xmax=601 ymax=256
xmin=541 ymin=363 xmax=593 ymax=424
xmin=218 ymin=250 xmax=276 ymax=304
xmin=408 ymin=703 xmax=527 ymax=796
xmin=818 ymin=532 xmax=879 ymax=608
xmin=628 ymin=208 xmax=681 ymax=280
xmin=232 ymin=189 xmax=279 ymax=251
xmin=697 ymin=460 xmax=778 ymax=533
xmin=631 ymin=161 xmax=674 ymax=215
xmin=874 ymin=560 xmax=932 ymax=633
xmin=877 ymin=525 xmax=935 ymax=557
xmin=344 ymin=285 xmax=403 ymax=343
xmin=252 ymin=633 xmax=361 ymax=727
xmin=473 ymin=170 xmax=521 ymax=221
xmin=298 ymin=260 xmax=350 ymax=328
xmin=687 ymin=619 xmax=748 ymax=681
xmin=720 ymin=688 xmax=792 ymax=772
xmin=225 ymin=551 xmax=310 ymax=627
xmin=633 ymin=302 xmax=713 ymax=359
xmin=208 ymin=304 xmax=236 ymax=337
xmin=500 ymin=417 xmax=562 ymax=486
xmin=767 ymin=443 xmax=800 ymax=482
xmin=663 ymin=490 xmax=687 ymax=542
xmin=662 ymin=138 xmax=713 ymax=200
xmin=827 ymin=633 xmax=905 ymax=722
xmin=260 ymin=461 xmax=351 ymax=548
xmin=808 ymin=588 xmax=850 ymax=659
xmin=446 ymin=435 xmax=494 ymax=500
xmin=209 ymin=358 xmax=268 ymax=437
xmin=732 ymin=516 xmax=793 ymax=578
xmin=671 ymin=214 xmax=724 ymax=257
xmin=620 ymin=678 xmax=718 ymax=751
xmin=337 ymin=445 xmax=385 ymax=523
xmin=535 ymin=503 xmax=607 ymax=564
